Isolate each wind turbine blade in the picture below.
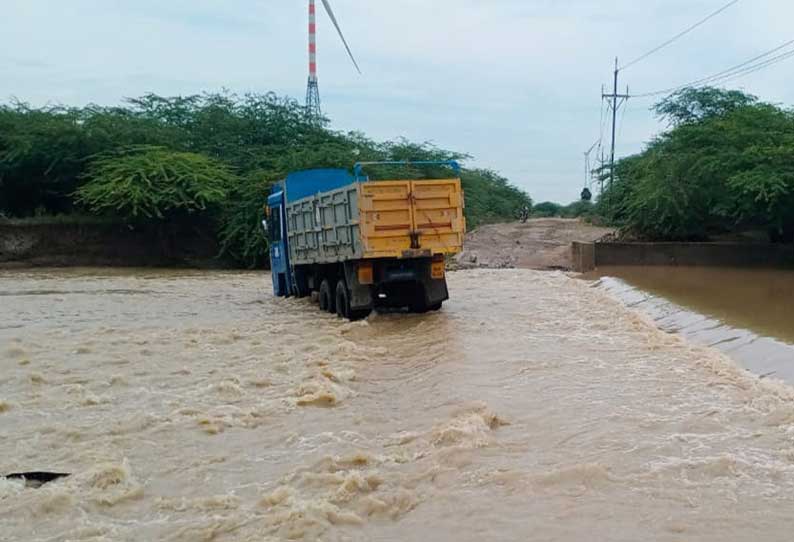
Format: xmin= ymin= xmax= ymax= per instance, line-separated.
xmin=320 ymin=0 xmax=362 ymax=74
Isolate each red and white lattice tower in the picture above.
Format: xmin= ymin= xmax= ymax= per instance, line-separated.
xmin=305 ymin=0 xmax=321 ymax=118
xmin=304 ymin=0 xmax=361 ymax=120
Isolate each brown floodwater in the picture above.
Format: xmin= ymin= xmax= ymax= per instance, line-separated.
xmin=3 ymin=268 xmax=794 ymax=541
xmin=587 ymin=266 xmax=794 ymax=383
xmin=587 ymin=266 xmax=794 ymax=344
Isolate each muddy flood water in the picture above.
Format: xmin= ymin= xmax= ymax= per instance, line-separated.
xmin=590 ymin=266 xmax=794 ymax=383
xmin=3 ymin=268 xmax=794 ymax=541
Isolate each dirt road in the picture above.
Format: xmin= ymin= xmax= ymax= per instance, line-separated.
xmin=454 ymin=218 xmax=612 ymax=270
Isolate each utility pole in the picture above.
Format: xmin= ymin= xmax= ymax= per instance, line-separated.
xmin=601 ymin=57 xmax=630 ymax=209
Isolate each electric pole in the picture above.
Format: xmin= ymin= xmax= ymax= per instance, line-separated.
xmin=601 ymin=57 xmax=630 ymax=209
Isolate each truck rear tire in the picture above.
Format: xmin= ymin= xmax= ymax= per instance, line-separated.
xmin=335 ymin=280 xmax=350 ymax=319
xmin=319 ymin=279 xmax=334 ymax=313
xmin=292 ymin=273 xmax=310 ymax=298
xmin=335 ymin=280 xmax=371 ymax=321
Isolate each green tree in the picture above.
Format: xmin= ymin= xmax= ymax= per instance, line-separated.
xmin=77 ymin=146 xmax=234 ymax=220
xmin=0 ymin=103 xmax=87 ymax=215
xmin=654 ymin=87 xmax=757 ymax=126
xmin=602 ymin=87 xmax=794 ymax=242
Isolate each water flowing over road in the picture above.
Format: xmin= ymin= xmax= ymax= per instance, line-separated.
xmin=2 ymin=268 xmax=794 ymax=541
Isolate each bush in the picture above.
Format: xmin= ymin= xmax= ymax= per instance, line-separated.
xmin=77 ymin=146 xmax=235 ymax=220
xmin=560 ymin=200 xmax=594 ymax=218
xmin=532 ymin=202 xmax=563 ymax=217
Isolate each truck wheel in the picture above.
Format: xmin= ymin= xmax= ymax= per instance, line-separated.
xmin=335 ymin=280 xmax=371 ymax=321
xmin=292 ymin=276 xmax=309 ymax=298
xmin=335 ymin=280 xmax=350 ymax=319
xmin=319 ymin=279 xmax=334 ymax=313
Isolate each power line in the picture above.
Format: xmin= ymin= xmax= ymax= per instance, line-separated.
xmin=620 ymin=0 xmax=740 ymax=71
xmin=618 ymin=98 xmax=629 ymax=141
xmin=692 ymin=38 xmax=794 ymax=84
xmin=639 ymin=41 xmax=794 ymax=96
xmin=599 ymin=93 xmax=608 ymax=146
xmin=703 ymin=47 xmax=794 ymax=86
xmin=715 ymin=48 xmax=794 ymax=86
xmin=633 ymin=39 xmax=794 ymax=97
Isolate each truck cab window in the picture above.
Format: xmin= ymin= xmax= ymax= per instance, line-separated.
xmin=269 ymin=207 xmax=282 ymax=242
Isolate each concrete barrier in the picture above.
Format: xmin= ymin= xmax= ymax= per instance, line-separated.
xmin=571 ymin=241 xmax=794 ymax=272
xmin=571 ymin=241 xmax=596 ymax=272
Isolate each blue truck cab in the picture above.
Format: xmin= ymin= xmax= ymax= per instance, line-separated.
xmin=266 ymin=187 xmax=290 ymax=297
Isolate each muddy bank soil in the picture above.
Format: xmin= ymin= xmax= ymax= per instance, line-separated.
xmin=454 ymin=218 xmax=613 ymax=270
xmin=0 ymin=222 xmax=223 ymax=269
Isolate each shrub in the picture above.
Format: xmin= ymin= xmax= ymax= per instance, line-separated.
xmin=77 ymin=146 xmax=235 ymax=220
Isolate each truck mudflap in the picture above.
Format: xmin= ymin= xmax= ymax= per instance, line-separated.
xmin=343 ymin=261 xmax=375 ymax=311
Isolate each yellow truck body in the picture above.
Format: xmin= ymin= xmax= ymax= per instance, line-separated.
xmin=359 ymin=179 xmax=465 ymax=259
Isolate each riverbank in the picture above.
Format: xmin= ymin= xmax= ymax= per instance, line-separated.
xmin=3 ymin=268 xmax=794 ymax=541
xmin=0 ymin=220 xmax=225 ymax=269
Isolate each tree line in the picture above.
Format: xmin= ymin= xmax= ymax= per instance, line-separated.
xmin=0 ymin=92 xmax=532 ymax=267
xmin=597 ymin=87 xmax=794 ymax=243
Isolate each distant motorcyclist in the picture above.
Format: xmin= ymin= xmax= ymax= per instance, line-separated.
xmin=518 ymin=205 xmax=530 ymax=223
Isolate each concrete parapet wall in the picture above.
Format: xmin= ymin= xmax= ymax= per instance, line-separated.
xmin=571 ymin=241 xmax=794 ymax=272
xmin=571 ymin=241 xmax=596 ymax=272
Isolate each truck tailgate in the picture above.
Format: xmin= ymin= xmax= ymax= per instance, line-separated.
xmin=359 ymin=179 xmax=465 ymax=259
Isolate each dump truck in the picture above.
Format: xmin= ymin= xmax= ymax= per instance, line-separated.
xmin=265 ymin=161 xmax=465 ymax=319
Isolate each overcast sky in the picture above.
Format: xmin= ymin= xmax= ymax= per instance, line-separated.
xmin=3 ymin=0 xmax=794 ymax=202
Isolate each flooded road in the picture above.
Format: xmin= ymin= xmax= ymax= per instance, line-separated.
xmin=3 ymin=268 xmax=794 ymax=541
